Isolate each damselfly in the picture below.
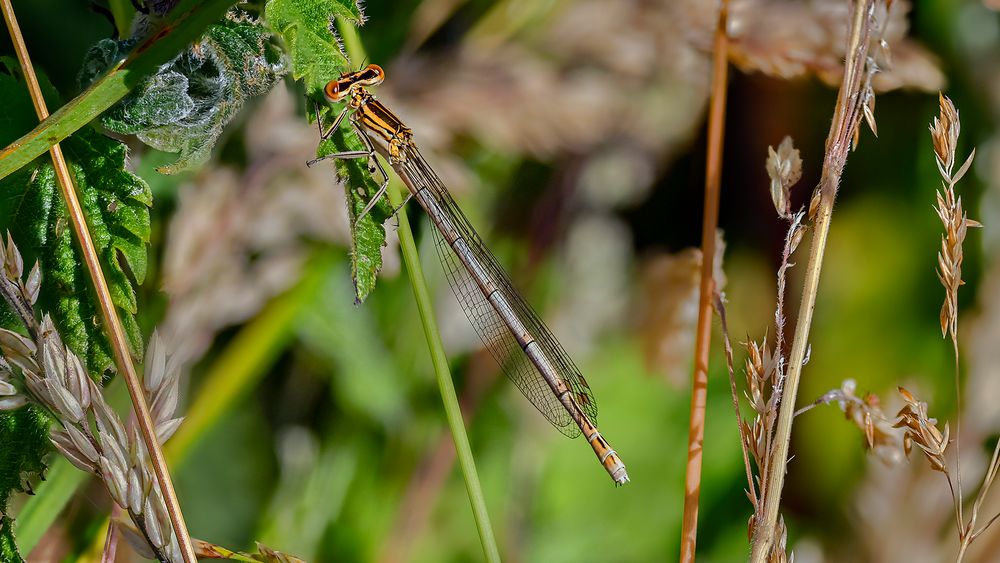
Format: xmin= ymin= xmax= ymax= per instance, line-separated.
xmin=310 ymin=64 xmax=628 ymax=485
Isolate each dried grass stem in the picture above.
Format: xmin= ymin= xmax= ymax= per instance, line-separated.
xmin=679 ymin=1 xmax=729 ymax=560
xmin=0 ymin=3 xmax=195 ymax=561
xmin=749 ymin=1 xmax=877 ymax=560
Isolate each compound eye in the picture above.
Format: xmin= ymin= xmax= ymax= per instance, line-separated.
xmin=363 ymin=64 xmax=385 ymax=86
xmin=323 ymin=80 xmax=343 ymax=102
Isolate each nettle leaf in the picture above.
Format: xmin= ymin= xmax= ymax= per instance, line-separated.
xmin=83 ymin=10 xmax=286 ymax=174
xmin=265 ymin=0 xmax=362 ymax=96
xmin=266 ymin=0 xmax=391 ymax=302
xmin=1 ymin=514 xmax=25 ymax=563
xmin=0 ymin=407 xmax=50 ymax=512
xmin=317 ymin=133 xmax=391 ymax=302
xmin=0 ymin=63 xmax=151 ymax=377
xmin=0 ymin=128 xmax=151 ymax=377
xmin=0 ymin=406 xmax=51 ymax=562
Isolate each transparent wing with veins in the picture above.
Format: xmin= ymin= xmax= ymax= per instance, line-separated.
xmin=404 ymin=149 xmax=598 ymax=436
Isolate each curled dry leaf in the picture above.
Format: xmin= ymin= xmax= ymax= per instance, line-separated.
xmin=192 ymin=537 xmax=307 ymax=562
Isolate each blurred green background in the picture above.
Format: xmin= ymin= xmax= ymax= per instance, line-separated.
xmin=2 ymin=0 xmax=1000 ymax=561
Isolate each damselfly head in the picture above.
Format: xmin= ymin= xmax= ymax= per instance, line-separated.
xmin=324 ymin=64 xmax=386 ymax=103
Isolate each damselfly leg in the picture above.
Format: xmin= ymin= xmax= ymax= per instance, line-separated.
xmin=307 ymin=102 xmax=391 ymax=219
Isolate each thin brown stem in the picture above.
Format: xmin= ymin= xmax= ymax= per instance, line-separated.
xmin=0 ymin=3 xmax=196 ymax=562
xmin=956 ymin=400 xmax=1000 ymax=560
xmin=748 ymin=1 xmax=874 ymax=561
xmin=953 ymin=335 xmax=965 ymax=528
xmin=970 ymin=438 xmax=1000 ymax=537
xmin=952 ymin=339 xmax=968 ymax=563
xmin=971 ymin=511 xmax=1000 ymax=542
xmin=948 ymin=471 xmax=964 ymax=539
xmin=679 ymin=1 xmax=728 ymax=560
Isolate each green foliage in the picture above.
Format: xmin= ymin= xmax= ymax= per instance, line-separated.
xmin=0 ymin=407 xmax=51 ymax=562
xmin=264 ymin=0 xmax=363 ymax=97
xmin=0 ymin=0 xmax=239 ymax=182
xmin=0 ymin=408 xmax=50 ymax=513
xmin=83 ymin=11 xmax=286 ymax=174
xmin=266 ymin=0 xmax=390 ymax=301
xmin=0 ymin=515 xmax=24 ymax=563
xmin=0 ymin=64 xmax=151 ymax=377
xmin=317 ymin=135 xmax=391 ymax=302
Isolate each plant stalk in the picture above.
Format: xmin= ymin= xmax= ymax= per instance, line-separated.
xmin=748 ymin=1 xmax=873 ymax=560
xmin=0 ymin=3 xmax=196 ymax=561
xmin=388 ymin=180 xmax=502 ymax=563
xmin=679 ymin=1 xmax=729 ymax=560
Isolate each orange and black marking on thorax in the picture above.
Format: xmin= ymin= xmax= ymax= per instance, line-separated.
xmin=323 ymin=64 xmax=413 ymax=162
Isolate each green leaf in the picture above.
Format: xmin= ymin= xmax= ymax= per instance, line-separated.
xmin=0 ymin=128 xmax=151 ymax=376
xmin=92 ymin=11 xmax=286 ymax=174
xmin=0 ymin=0 xmax=239 ymax=182
xmin=317 ymin=133 xmax=391 ymax=302
xmin=0 ymin=62 xmax=152 ymax=375
xmin=264 ymin=0 xmax=363 ymax=97
xmin=1 ymin=514 xmax=25 ymax=563
xmin=266 ymin=0 xmax=387 ymax=301
xmin=0 ymin=407 xmax=50 ymax=514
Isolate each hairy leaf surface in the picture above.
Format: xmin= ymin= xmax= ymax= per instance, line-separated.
xmin=0 ymin=408 xmax=50 ymax=512
xmin=264 ymin=0 xmax=362 ymax=96
xmin=0 ymin=514 xmax=24 ymax=563
xmin=83 ymin=11 xmax=286 ymax=174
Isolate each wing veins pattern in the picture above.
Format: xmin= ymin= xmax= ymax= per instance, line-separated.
xmin=403 ymin=148 xmax=598 ymax=437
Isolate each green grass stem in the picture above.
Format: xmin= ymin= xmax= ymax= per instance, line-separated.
xmin=387 ymin=181 xmax=502 ymax=563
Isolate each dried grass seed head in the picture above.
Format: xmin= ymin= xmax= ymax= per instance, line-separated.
xmin=812 ymin=379 xmax=903 ymax=465
xmin=766 ymin=136 xmax=803 ymax=218
xmin=930 ymin=93 xmax=960 ymax=180
xmin=929 ymin=94 xmax=981 ymax=339
xmin=894 ymin=387 xmax=949 ymax=473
